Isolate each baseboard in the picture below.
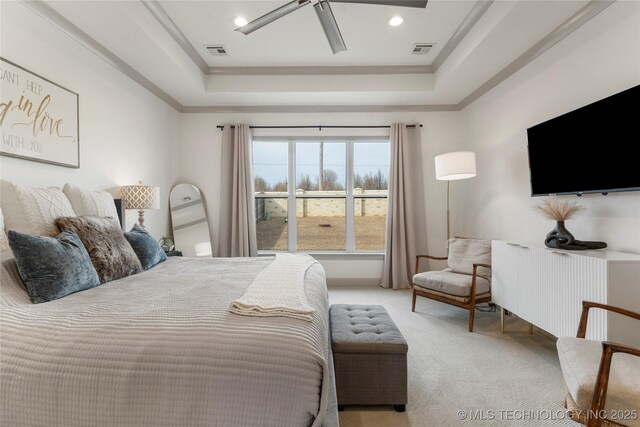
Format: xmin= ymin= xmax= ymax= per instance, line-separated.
xmin=326 ymin=278 xmax=380 ymax=287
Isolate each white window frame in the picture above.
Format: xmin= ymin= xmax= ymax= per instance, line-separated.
xmin=254 ymin=137 xmax=389 ymax=255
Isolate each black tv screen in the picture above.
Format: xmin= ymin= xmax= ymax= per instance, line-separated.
xmin=527 ymin=85 xmax=640 ymax=196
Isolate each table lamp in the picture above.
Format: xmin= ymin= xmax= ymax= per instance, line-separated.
xmin=120 ymin=181 xmax=160 ymax=228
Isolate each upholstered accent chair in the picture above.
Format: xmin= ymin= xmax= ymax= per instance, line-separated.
xmin=557 ymin=301 xmax=640 ymax=427
xmin=412 ymin=238 xmax=492 ymax=332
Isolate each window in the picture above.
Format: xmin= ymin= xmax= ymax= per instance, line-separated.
xmin=254 ymin=139 xmax=389 ymax=253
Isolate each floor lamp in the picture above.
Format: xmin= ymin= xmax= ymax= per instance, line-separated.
xmin=434 ymin=151 xmax=477 ymax=240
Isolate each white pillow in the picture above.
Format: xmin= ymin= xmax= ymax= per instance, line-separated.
xmin=0 ymin=208 xmax=8 ymax=251
xmin=0 ymin=180 xmax=76 ymax=236
xmin=62 ymin=183 xmax=119 ymax=220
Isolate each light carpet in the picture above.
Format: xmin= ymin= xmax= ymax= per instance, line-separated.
xmin=328 ymin=286 xmax=580 ymax=427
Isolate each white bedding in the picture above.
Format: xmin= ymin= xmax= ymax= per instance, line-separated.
xmin=0 ymin=254 xmax=331 ymax=427
xmin=230 ymin=253 xmax=318 ymax=321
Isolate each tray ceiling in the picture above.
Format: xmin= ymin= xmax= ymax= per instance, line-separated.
xmin=5 ymin=0 xmax=605 ymax=109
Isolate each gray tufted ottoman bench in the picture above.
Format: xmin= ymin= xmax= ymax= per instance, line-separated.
xmin=330 ymin=304 xmax=408 ymax=412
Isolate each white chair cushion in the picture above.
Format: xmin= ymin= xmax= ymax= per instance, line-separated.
xmin=557 ymin=337 xmax=640 ymax=427
xmin=0 ymin=180 xmax=76 ymax=236
xmin=412 ymin=269 xmax=491 ymax=297
xmin=62 ymin=183 xmax=118 ymax=220
xmin=447 ymin=238 xmax=492 ymax=279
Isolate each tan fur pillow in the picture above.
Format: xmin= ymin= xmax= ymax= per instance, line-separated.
xmin=55 ymin=216 xmax=142 ymax=283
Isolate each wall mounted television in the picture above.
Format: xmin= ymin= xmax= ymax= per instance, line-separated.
xmin=527 ymin=84 xmax=640 ymax=196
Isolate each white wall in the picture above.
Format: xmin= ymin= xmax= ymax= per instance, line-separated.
xmin=6 ymin=0 xmax=637 ymax=285
xmin=177 ymin=111 xmax=463 ymax=282
xmin=458 ymin=1 xmax=640 ymax=254
xmin=177 ymin=2 xmax=640 ymax=284
xmin=0 ymin=2 xmax=180 ymax=239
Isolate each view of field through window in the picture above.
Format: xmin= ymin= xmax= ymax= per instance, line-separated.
xmin=254 ymin=140 xmax=389 ymax=251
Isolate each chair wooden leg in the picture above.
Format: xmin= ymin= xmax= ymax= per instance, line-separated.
xmin=411 ymin=290 xmax=417 ymax=312
xmin=469 ymin=303 xmax=476 ymax=332
xmin=468 ymin=270 xmax=478 ymax=332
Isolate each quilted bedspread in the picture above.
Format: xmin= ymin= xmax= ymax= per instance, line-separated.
xmin=0 ymin=255 xmax=330 ymax=427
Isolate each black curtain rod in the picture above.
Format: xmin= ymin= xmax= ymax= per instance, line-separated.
xmin=216 ymin=124 xmax=422 ymax=131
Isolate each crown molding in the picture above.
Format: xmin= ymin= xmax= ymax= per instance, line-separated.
xmin=19 ymin=0 xmax=616 ymax=115
xmin=182 ymin=104 xmax=460 ymax=113
xmin=140 ymin=0 xmax=209 ymax=74
xmin=148 ymin=0 xmax=490 ymax=77
xmin=431 ymin=0 xmax=494 ymax=72
xmin=458 ymin=0 xmax=616 ymax=109
xmin=208 ymin=65 xmax=433 ymax=76
xmin=20 ymin=0 xmax=183 ymax=112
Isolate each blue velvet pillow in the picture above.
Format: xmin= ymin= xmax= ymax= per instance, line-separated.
xmin=8 ymin=229 xmax=100 ymax=303
xmin=124 ymin=224 xmax=167 ymax=270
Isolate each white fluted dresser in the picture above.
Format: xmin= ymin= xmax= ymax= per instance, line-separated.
xmin=491 ymin=240 xmax=640 ymax=347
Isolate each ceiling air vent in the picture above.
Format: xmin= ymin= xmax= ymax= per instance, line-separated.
xmin=204 ymin=45 xmax=228 ymax=56
xmin=412 ymin=43 xmax=434 ymax=55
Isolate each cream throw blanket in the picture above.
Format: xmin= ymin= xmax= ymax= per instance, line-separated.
xmin=229 ymin=253 xmax=319 ymax=321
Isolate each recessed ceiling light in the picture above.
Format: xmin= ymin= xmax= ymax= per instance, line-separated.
xmin=388 ymin=16 xmax=403 ymax=27
xmin=234 ymin=17 xmax=248 ymax=27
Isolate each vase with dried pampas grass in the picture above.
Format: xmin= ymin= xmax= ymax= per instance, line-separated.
xmin=533 ymin=196 xmax=585 ymax=249
xmin=534 ymin=196 xmax=585 ymax=221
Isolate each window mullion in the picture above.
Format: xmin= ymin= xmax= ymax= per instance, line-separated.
xmin=288 ymin=141 xmax=297 ymax=252
xmin=345 ymin=141 xmax=355 ymax=252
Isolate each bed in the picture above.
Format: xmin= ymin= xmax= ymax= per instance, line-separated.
xmin=0 ymin=251 xmax=337 ymax=426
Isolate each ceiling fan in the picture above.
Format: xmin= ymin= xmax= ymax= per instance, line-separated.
xmin=235 ymin=0 xmax=428 ymax=54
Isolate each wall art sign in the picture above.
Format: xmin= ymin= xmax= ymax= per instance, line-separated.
xmin=0 ymin=57 xmax=79 ymax=168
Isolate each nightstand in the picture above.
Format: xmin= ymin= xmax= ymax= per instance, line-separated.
xmin=165 ymin=250 xmax=183 ymax=257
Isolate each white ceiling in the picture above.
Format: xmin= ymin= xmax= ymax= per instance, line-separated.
xmin=160 ymin=0 xmax=477 ymax=67
xmin=14 ymin=0 xmax=595 ymax=108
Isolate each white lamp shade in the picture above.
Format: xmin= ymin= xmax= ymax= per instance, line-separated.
xmin=434 ymin=151 xmax=477 ymax=181
xmin=120 ymin=184 xmax=160 ymax=210
xmin=195 ymin=241 xmax=212 ymax=257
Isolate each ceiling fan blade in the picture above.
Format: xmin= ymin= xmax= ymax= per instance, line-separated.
xmin=314 ymin=0 xmax=347 ymax=54
xmin=330 ymin=0 xmax=428 ymax=8
xmin=237 ymin=0 xmax=311 ymax=35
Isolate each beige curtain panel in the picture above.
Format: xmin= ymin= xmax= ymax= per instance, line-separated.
xmin=381 ymin=123 xmax=428 ymax=290
xmin=218 ymin=124 xmax=258 ymax=257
